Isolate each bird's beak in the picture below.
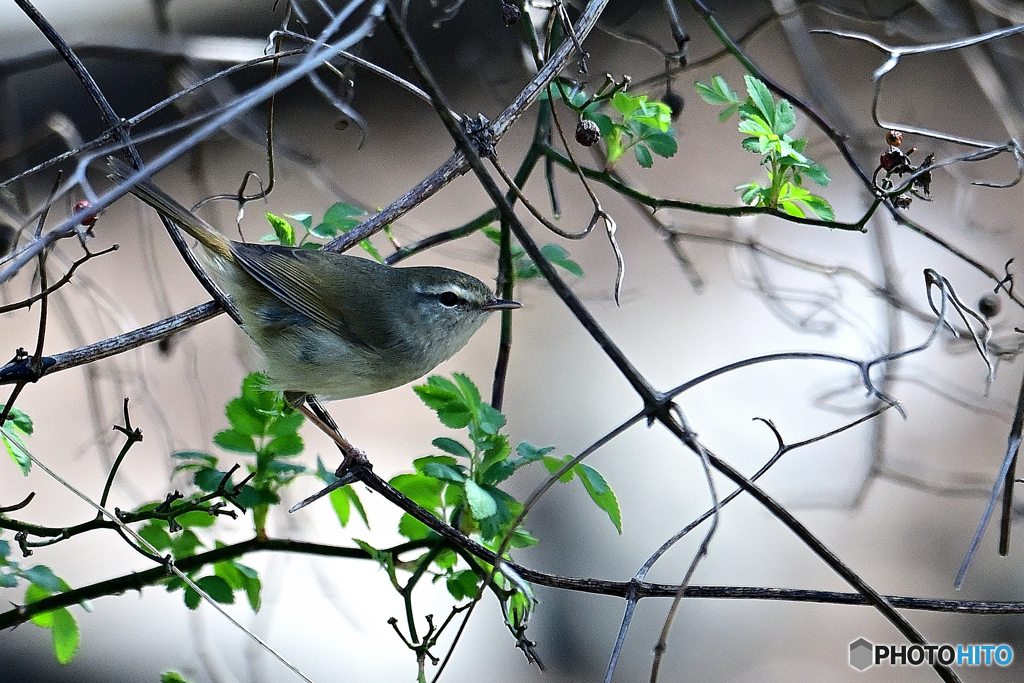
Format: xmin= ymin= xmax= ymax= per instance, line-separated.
xmin=482 ymin=298 xmax=522 ymax=311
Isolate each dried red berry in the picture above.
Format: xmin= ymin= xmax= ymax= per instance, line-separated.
xmin=74 ymin=199 xmax=98 ymax=228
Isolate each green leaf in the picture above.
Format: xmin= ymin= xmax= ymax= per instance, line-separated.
xmin=743 ymin=75 xmax=776 ymax=128
xmin=184 ymin=575 xmax=234 ymax=610
xmin=344 ymin=485 xmax=368 ymax=527
xmin=516 ymin=442 xmax=556 ymax=463
xmin=398 ymin=513 xmax=433 ymax=541
xmin=536 ymin=243 xmax=584 ymax=277
xmin=451 ymin=373 xmax=482 ymax=413
xmin=434 ymin=548 xmax=458 ymax=570
xmin=1 ymin=406 xmax=33 ymax=435
xmin=587 ymin=111 xmax=615 ymax=138
xmin=390 ymin=473 xmax=444 ymax=510
xmin=566 ymin=87 xmax=589 ymax=109
xmin=774 ymin=98 xmax=796 ymax=136
xmin=463 ymin=480 xmax=497 ymax=519
xmin=479 ymin=438 xmax=512 ymax=477
xmin=432 ymin=437 xmax=471 ymax=459
xmin=611 ymin=91 xmax=640 ymax=117
xmin=138 ymin=523 xmax=173 ymax=552
xmin=233 ymin=485 xmax=262 ymax=509
xmin=328 ymin=486 xmax=350 ymax=526
xmin=738 ymin=184 xmax=762 ymax=205
xmin=2 ymin=426 xmax=31 ymax=475
xmin=176 ymin=510 xmax=218 ymax=528
xmin=778 ymin=200 xmax=807 ymax=218
xmin=694 ymin=76 xmax=739 ymax=106
xmin=25 ymin=585 xmax=53 ymax=625
xmin=776 ymin=137 xmax=807 ymax=163
xmin=476 ymin=486 xmax=518 ymax=540
xmin=717 ymin=103 xmax=739 ymax=123
xmin=480 ymin=460 xmax=515 ymax=486
xmin=265 ymin=213 xmax=295 ymax=246
xmin=634 ymin=144 xmax=653 ymax=168
xmin=286 ymin=213 xmax=313 ymax=230
xmin=421 ymin=461 xmax=467 ymax=482
xmin=476 ymin=403 xmax=506 ymax=435
xmin=162 ymin=671 xmax=194 ymax=683
xmin=23 ymin=565 xmax=63 ymax=592
xmin=578 ymin=464 xmax=622 ymax=533
xmin=446 ymin=569 xmax=481 ymax=601
xmin=265 ymin=460 xmax=305 ymax=477
xmin=50 ymin=607 xmax=80 ymax=664
xmin=266 ymin=432 xmax=304 ymax=457
xmin=213 ymin=429 xmax=256 ymax=454
xmin=323 ymin=201 xmax=366 ymax=224
xmin=241 ymin=373 xmax=275 ymax=411
xmin=803 ymin=163 xmax=831 ymax=187
xmin=415 ymin=377 xmax=473 ymax=429
xmin=644 ymin=132 xmax=677 ymax=158
xmin=737 ymin=115 xmax=773 ymax=138
xmin=313 ymin=203 xmax=382 ymax=262
xmin=267 ymin=410 xmax=305 ymax=438
xmin=194 ymin=467 xmax=228 ymax=492
xmin=605 ymin=127 xmax=625 ymax=167
xmin=225 ymin=398 xmax=267 ymax=437
xmin=740 ymin=137 xmax=761 ymax=153
xmin=631 ymin=100 xmax=672 ymax=132
xmin=357 ymin=240 xmax=384 ymax=263
xmin=171 ymin=451 xmax=217 ymax=466
xmin=542 ymin=455 xmax=577 ymax=483
xmin=508 ymin=527 xmax=540 ymax=548
xmin=796 ymin=194 xmax=835 ymax=221
xmin=309 ymin=221 xmax=339 ymax=238
xmin=170 ymin=530 xmax=204 ymax=559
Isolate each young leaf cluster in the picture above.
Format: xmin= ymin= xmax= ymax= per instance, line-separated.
xmin=0 ymin=538 xmax=80 ymax=663
xmin=551 ymin=80 xmax=678 ymax=169
xmin=695 ymin=75 xmax=834 ymax=220
xmin=481 ymin=226 xmax=583 ymax=281
xmin=389 ymin=373 xmax=620 ymax=607
xmin=171 ymin=373 xmax=307 ymax=538
xmin=264 ymin=201 xmax=384 ymax=262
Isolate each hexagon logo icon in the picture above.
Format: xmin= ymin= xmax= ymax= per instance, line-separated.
xmin=850 ymin=638 xmax=873 ymax=671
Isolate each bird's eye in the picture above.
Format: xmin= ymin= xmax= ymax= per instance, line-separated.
xmin=439 ymin=291 xmax=461 ymax=307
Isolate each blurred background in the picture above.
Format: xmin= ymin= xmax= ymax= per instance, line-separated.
xmin=2 ymin=0 xmax=1024 ymax=681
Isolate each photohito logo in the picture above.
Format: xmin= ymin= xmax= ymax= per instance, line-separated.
xmin=849 ymin=638 xmax=1013 ymax=671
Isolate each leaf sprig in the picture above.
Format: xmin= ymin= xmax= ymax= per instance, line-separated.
xmin=696 ymin=75 xmax=834 ymax=220
xmin=550 ymin=78 xmax=679 ymax=169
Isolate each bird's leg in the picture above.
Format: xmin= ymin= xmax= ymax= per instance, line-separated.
xmin=287 ymin=394 xmax=372 ymax=513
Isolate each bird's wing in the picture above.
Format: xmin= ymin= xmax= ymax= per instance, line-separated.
xmin=230 ymin=243 xmax=387 ymax=351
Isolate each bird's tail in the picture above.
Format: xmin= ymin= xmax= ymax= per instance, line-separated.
xmin=107 ymin=157 xmax=233 ymax=261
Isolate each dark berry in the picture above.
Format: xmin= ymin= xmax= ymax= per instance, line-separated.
xmin=576 ymin=119 xmax=601 ymax=147
xmin=979 ymin=293 xmax=1001 ymax=319
xmin=894 ymin=195 xmax=912 ymax=209
xmin=662 ymin=91 xmax=684 ymax=121
xmin=501 ymin=1 xmax=520 ymax=26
